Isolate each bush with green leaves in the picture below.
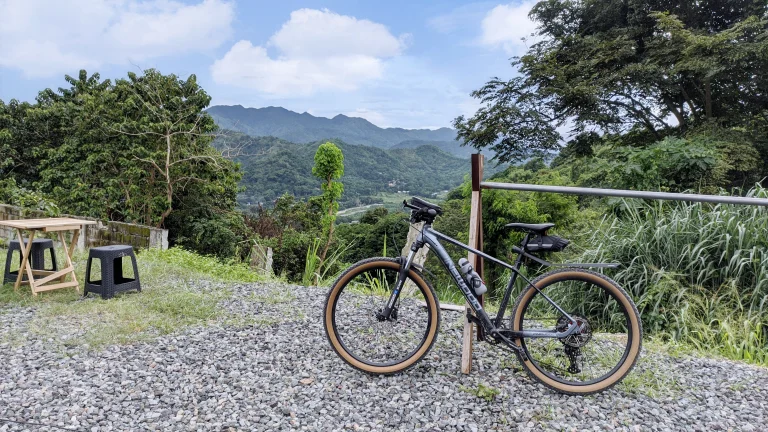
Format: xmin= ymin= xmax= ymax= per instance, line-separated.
xmin=244 ymin=194 xmax=326 ymax=282
xmin=470 ymin=166 xmax=578 ymax=296
xmin=0 ymin=178 xmax=59 ymax=216
xmin=1 ymin=70 xmax=244 ymax=259
xmin=570 ymin=134 xmax=760 ymax=194
xmin=335 ymin=208 xmax=409 ymax=263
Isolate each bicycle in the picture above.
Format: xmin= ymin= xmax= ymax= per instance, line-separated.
xmin=324 ymin=197 xmax=642 ymax=395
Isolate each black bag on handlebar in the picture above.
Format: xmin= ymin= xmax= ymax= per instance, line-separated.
xmin=526 ymin=235 xmax=570 ymax=252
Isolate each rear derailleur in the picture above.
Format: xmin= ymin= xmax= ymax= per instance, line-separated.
xmin=556 ymin=315 xmax=592 ymax=374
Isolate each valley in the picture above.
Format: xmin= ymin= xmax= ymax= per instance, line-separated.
xmin=215 ymin=132 xmax=477 ymax=211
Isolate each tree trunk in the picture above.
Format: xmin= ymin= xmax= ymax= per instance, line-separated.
xmin=316 ymin=202 xmax=335 ymax=285
xmin=705 ymin=78 xmax=713 ymax=120
xmin=316 ymin=176 xmax=336 ymax=285
xmin=156 ymin=133 xmax=174 ymax=228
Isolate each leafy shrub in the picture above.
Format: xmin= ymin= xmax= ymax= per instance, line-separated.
xmin=570 ymin=133 xmax=760 ymax=194
xmin=335 ymin=209 xmax=409 ymax=262
xmin=0 ymin=178 xmax=60 ymax=216
xmin=167 ymin=211 xmax=248 ymax=260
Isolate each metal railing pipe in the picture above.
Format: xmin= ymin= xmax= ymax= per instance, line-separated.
xmin=481 ymin=182 xmax=768 ymax=207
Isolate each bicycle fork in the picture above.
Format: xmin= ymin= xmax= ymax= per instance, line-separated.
xmin=378 ymin=244 xmax=418 ymax=321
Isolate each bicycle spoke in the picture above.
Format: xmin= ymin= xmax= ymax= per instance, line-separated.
xmin=333 ymin=266 xmax=431 ymax=366
xmin=516 ymin=274 xmax=635 ymax=387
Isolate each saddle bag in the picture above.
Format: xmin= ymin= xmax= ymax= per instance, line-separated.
xmin=526 ymin=235 xmax=570 ymax=253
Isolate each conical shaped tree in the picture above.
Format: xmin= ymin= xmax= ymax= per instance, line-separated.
xmin=313 ymin=142 xmax=344 ymax=283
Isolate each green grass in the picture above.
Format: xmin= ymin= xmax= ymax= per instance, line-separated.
xmin=139 ymin=247 xmax=262 ymax=283
xmin=459 ymin=382 xmax=501 ymax=402
xmin=0 ymin=246 xmax=265 ymax=349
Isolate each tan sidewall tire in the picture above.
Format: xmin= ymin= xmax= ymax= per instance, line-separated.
xmin=323 ymin=258 xmax=441 ymax=374
xmin=512 ymin=269 xmax=642 ymax=395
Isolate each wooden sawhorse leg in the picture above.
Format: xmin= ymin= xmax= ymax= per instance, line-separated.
xmin=14 ymin=229 xmax=36 ymax=294
xmin=57 ymin=229 xmax=80 ymax=291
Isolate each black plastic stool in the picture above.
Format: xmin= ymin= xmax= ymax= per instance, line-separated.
xmin=84 ymin=245 xmax=141 ymax=299
xmin=4 ymin=239 xmax=57 ymax=284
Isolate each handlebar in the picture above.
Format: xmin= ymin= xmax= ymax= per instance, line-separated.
xmin=403 ymin=200 xmax=420 ymax=211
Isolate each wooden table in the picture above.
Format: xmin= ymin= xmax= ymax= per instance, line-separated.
xmin=0 ymin=218 xmax=96 ymax=295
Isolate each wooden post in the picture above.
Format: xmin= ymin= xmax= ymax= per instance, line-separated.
xmin=250 ymin=243 xmax=274 ymax=275
xmin=461 ymin=153 xmax=484 ymax=374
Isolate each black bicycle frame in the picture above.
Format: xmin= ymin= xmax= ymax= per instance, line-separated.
xmin=383 ymin=223 xmax=616 ymax=342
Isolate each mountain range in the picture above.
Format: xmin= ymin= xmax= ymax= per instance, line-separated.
xmin=207 ymin=105 xmax=476 ymax=158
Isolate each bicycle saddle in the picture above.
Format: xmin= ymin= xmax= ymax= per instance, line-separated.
xmin=505 ymin=222 xmax=554 ymax=234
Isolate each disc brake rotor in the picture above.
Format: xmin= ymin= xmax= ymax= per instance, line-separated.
xmin=556 ymin=315 xmax=592 ymax=348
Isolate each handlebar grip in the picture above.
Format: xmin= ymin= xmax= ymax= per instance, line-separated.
xmin=403 ymin=200 xmax=420 ymax=211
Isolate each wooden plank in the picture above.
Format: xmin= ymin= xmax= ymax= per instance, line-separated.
xmin=34 ymin=267 xmax=72 ymax=286
xmin=32 ymin=281 xmax=79 ymax=293
xmin=417 ymin=301 xmax=466 ymax=312
xmin=59 ymin=231 xmax=78 ymax=291
xmin=473 ymin=155 xmax=485 ymax=341
xmin=461 ymin=305 xmax=474 ymax=374
xmin=462 ymin=189 xmax=483 ymax=374
xmin=65 ymin=229 xmax=80 ymax=282
xmin=15 ymin=229 xmax=35 ymax=292
xmin=0 ymin=218 xmax=96 ymax=230
xmin=462 ymin=153 xmax=486 ymax=373
xmin=42 ymin=225 xmax=83 ymax=232
xmin=471 ymin=153 xmax=483 ymax=191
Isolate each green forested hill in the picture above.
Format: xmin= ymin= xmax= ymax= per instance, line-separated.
xmin=206 ymin=105 xmax=470 ymax=157
xmin=391 ymin=139 xmax=480 ymax=158
xmin=216 ymin=132 xmax=473 ymax=208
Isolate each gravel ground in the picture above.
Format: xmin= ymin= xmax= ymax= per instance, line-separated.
xmin=1 ymin=281 xmax=767 ymax=431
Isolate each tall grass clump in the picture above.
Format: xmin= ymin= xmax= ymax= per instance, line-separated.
xmin=574 ymin=186 xmax=768 ymax=363
xmin=301 ymin=239 xmax=352 ymax=287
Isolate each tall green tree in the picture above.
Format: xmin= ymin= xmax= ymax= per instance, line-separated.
xmin=455 ymin=0 xmax=768 ymax=163
xmin=312 ymin=142 xmax=345 ymax=272
xmin=2 ymin=69 xmax=243 ymax=258
xmin=111 ymin=69 xmax=239 ymax=228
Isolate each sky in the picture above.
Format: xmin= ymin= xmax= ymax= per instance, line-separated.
xmin=0 ymin=0 xmax=538 ymax=130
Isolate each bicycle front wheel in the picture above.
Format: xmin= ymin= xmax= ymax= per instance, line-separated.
xmin=511 ymin=268 xmax=642 ymax=395
xmin=324 ymin=257 xmax=441 ymax=374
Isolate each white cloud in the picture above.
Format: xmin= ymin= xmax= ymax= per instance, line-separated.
xmin=211 ymin=8 xmax=407 ymax=97
xmin=427 ymin=2 xmax=495 ymax=34
xmin=480 ymin=2 xmax=538 ymax=54
xmin=0 ymin=0 xmax=234 ymax=77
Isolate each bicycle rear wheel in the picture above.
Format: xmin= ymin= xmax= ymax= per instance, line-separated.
xmin=324 ymin=257 xmax=441 ymax=374
xmin=511 ymin=268 xmax=642 ymax=395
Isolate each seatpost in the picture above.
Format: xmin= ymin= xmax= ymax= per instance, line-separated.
xmin=493 ymin=232 xmax=531 ymax=326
